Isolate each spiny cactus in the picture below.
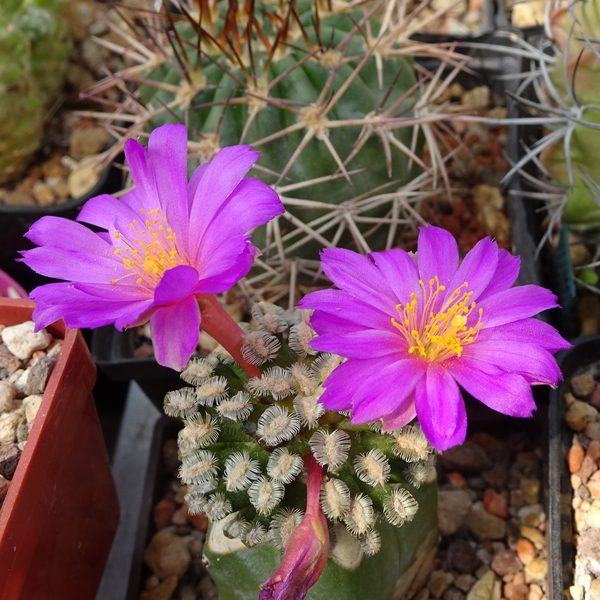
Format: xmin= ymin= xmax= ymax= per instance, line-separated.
xmin=81 ymin=0 xmax=462 ymax=300
xmin=167 ymin=302 xmax=436 ymax=554
xmin=0 ymin=0 xmax=72 ymax=184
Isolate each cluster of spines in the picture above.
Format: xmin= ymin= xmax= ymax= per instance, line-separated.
xmin=170 ymin=302 xmax=435 ymax=554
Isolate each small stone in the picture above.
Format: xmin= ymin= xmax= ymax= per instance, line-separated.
xmin=178 ymin=584 xmax=197 ymax=600
xmin=490 ymin=549 xmax=521 ymax=577
xmin=1 ymin=322 xmax=52 ymax=361
xmin=587 ymin=421 xmax=600 ymax=440
xmin=569 ymin=444 xmax=586 ymax=473
xmin=440 ymin=441 xmax=493 ymax=473
xmin=482 ymin=464 xmax=509 ymax=491
xmin=0 ymin=412 xmax=21 ymax=445
xmin=462 ymin=86 xmax=490 ymax=110
xmin=438 ymin=489 xmax=473 ymax=536
xmin=566 ymin=401 xmax=599 ymax=431
xmin=447 ymin=471 xmax=468 ymax=487
xmin=517 ymin=504 xmax=545 ymax=527
xmin=171 ymin=507 xmax=188 ymax=526
xmin=588 ymin=472 xmax=600 ymax=498
xmin=588 ymin=441 xmax=600 ymax=462
xmin=153 ymin=499 xmax=176 ymax=530
xmin=188 ymin=511 xmax=209 ymax=533
xmin=466 ymin=504 xmax=507 ymax=540
xmin=516 ymin=538 xmax=535 ymax=566
xmin=0 ymin=444 xmax=21 ymax=479
xmin=46 ymin=341 xmax=62 ymax=360
xmin=0 ymin=381 xmax=16 ymax=411
xmin=68 ymin=155 xmax=103 ymax=198
xmin=444 ymin=588 xmax=465 ymax=600
xmin=520 ymin=478 xmax=540 ymax=505
xmin=0 ymin=474 xmax=9 ymax=501
xmin=143 ymin=530 xmax=191 ymax=580
xmin=22 ymin=394 xmax=43 ymax=425
xmin=466 ymin=570 xmax=500 ymax=600
xmin=572 ymin=473 xmax=582 ymax=490
xmin=578 ymin=456 xmax=597 ymax=483
xmin=69 ymin=126 xmax=111 ymax=161
xmin=23 ymin=357 xmax=55 ymax=396
xmin=139 ymin=576 xmax=178 ymax=600
xmin=570 ymin=586 xmax=584 ymax=600
xmin=447 ymin=539 xmax=481 ymax=574
xmin=428 ymin=570 xmax=455 ymax=598
xmin=524 ymin=557 xmax=547 ymax=584
xmin=590 ymin=579 xmax=600 ymax=600
xmin=504 ymin=581 xmax=529 ymax=600
xmin=31 ymin=182 xmax=55 ymax=206
xmin=455 ymin=574 xmax=476 ymax=593
xmin=3 ymin=190 xmax=35 ymax=206
xmin=572 ymin=373 xmax=597 ymax=397
xmin=0 ymin=351 xmax=21 ymax=374
xmin=483 ymin=490 xmax=508 ymax=518
xmin=586 ymin=501 xmax=600 ymax=528
xmin=519 ymin=526 xmax=545 ymax=549
xmin=590 ymin=386 xmax=600 ymax=410
xmin=528 ymin=584 xmax=543 ymax=600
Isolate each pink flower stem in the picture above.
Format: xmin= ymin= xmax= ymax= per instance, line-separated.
xmin=197 ymin=294 xmax=261 ymax=379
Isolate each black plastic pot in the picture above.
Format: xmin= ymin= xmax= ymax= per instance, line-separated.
xmin=91 ymin=326 xmax=189 ymax=407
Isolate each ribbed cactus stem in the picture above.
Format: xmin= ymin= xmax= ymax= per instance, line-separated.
xmin=197 ymin=294 xmax=261 ymax=378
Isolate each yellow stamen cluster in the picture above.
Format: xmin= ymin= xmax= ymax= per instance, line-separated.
xmin=391 ymin=277 xmax=483 ymax=363
xmin=110 ymin=208 xmax=188 ymax=288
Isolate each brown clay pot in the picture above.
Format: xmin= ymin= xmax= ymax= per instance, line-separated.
xmin=0 ymin=298 xmax=119 ymax=600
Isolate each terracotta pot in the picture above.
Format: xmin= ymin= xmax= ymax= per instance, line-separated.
xmin=0 ymin=270 xmax=27 ymax=299
xmin=0 ymin=298 xmax=119 ymax=600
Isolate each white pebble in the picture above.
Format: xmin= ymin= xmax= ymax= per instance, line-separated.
xmin=2 ymin=322 xmax=52 ymax=360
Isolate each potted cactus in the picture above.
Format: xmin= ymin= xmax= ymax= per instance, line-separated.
xmin=18 ymin=119 xmax=570 ymax=599
xmin=0 ymin=297 xmax=119 ymax=600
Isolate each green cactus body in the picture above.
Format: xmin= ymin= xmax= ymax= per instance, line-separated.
xmin=167 ymin=302 xmax=438 ymax=599
xmin=133 ymin=0 xmax=420 ymax=264
xmin=0 ymin=0 xmax=71 ymax=185
xmin=541 ymin=108 xmax=600 ymax=230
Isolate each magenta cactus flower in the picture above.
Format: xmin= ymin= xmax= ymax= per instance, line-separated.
xmin=20 ymin=124 xmax=284 ymax=371
xmin=299 ymin=226 xmax=570 ymax=451
xmin=259 ymin=454 xmax=329 ymax=600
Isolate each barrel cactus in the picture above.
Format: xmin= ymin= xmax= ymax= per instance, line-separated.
xmin=83 ymin=0 xmax=455 ymax=299
xmin=526 ymin=0 xmax=600 ymax=233
xmin=167 ymin=302 xmax=438 ymax=599
xmin=0 ymin=0 xmax=72 ymax=184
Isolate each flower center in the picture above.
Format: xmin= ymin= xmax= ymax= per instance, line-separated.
xmin=391 ymin=278 xmax=483 ymax=363
xmin=110 ymin=208 xmax=188 ymax=289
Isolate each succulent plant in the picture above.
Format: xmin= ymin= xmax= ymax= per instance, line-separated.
xmin=0 ymin=0 xmax=72 ymax=185
xmin=166 ymin=302 xmax=437 ymax=556
xmin=82 ymin=0 xmax=462 ymax=300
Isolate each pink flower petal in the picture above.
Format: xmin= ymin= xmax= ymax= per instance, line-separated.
xmin=381 ymin=393 xmax=417 ymax=431
xmin=123 ymin=137 xmax=160 ymax=213
xmin=478 ymin=318 xmax=570 ymax=353
xmin=309 ymin=329 xmax=405 ymax=359
xmin=477 ymin=249 xmax=520 ymax=301
xmin=147 ymin=124 xmax=190 ymax=241
xmin=462 ymin=339 xmax=561 ymax=386
xmin=320 ymin=249 xmax=398 ymax=313
xmin=319 ymin=357 xmax=394 ymax=412
xmin=369 ymin=248 xmax=421 ymax=306
xmin=150 ymin=295 xmax=201 ymax=371
xmin=417 ymin=226 xmax=459 ymax=288
xmin=446 ymin=237 xmax=498 ymax=302
xmin=351 ymin=359 xmax=425 ymax=424
xmin=188 ymin=145 xmax=260 ymax=262
xmin=478 ymin=285 xmax=559 ymax=328
xmin=448 ymin=357 xmax=536 ymax=417
xmin=415 ymin=364 xmax=467 ymax=451
xmin=154 ymin=265 xmax=199 ymax=306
